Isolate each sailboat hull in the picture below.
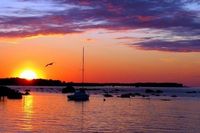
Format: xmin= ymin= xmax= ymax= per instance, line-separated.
xmin=67 ymin=91 xmax=89 ymax=101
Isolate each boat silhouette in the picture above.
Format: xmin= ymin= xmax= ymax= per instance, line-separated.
xmin=67 ymin=89 xmax=89 ymax=101
xmin=67 ymin=47 xmax=89 ymax=101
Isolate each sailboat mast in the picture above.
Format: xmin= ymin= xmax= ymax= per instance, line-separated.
xmin=82 ymin=47 xmax=85 ymax=89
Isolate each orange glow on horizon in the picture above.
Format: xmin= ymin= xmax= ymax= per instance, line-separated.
xmin=13 ymin=62 xmax=45 ymax=80
xmin=0 ymin=31 xmax=200 ymax=86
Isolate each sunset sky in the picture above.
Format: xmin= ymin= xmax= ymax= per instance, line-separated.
xmin=0 ymin=0 xmax=200 ymax=86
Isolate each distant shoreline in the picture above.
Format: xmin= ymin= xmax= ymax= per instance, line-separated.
xmin=0 ymin=78 xmax=184 ymax=87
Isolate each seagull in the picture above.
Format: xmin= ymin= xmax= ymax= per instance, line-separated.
xmin=45 ymin=62 xmax=54 ymax=67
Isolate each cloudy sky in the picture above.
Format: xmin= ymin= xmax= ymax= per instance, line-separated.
xmin=0 ymin=0 xmax=200 ymax=86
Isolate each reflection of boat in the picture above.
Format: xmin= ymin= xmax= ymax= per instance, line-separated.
xmin=67 ymin=47 xmax=90 ymax=101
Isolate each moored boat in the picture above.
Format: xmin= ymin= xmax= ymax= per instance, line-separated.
xmin=67 ymin=89 xmax=89 ymax=101
xmin=67 ymin=47 xmax=90 ymax=101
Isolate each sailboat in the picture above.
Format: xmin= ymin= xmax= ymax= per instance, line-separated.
xmin=67 ymin=47 xmax=89 ymax=101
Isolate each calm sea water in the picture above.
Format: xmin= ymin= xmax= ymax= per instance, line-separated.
xmin=0 ymin=91 xmax=200 ymax=133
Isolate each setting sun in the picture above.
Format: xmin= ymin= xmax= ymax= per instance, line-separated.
xmin=19 ymin=70 xmax=37 ymax=80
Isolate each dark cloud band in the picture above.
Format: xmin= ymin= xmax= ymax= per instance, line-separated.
xmin=133 ymin=39 xmax=200 ymax=52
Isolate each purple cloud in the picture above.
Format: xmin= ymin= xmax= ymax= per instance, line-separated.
xmin=133 ymin=39 xmax=200 ymax=52
xmin=0 ymin=0 xmax=200 ymax=52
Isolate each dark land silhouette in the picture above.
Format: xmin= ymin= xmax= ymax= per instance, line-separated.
xmin=0 ymin=78 xmax=184 ymax=87
xmin=0 ymin=86 xmax=22 ymax=100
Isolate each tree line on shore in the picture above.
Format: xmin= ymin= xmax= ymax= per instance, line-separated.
xmin=0 ymin=78 xmax=184 ymax=87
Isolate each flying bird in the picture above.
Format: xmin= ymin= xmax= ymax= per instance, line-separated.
xmin=45 ymin=62 xmax=54 ymax=67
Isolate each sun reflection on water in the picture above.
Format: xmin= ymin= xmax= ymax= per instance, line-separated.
xmin=22 ymin=95 xmax=33 ymax=131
